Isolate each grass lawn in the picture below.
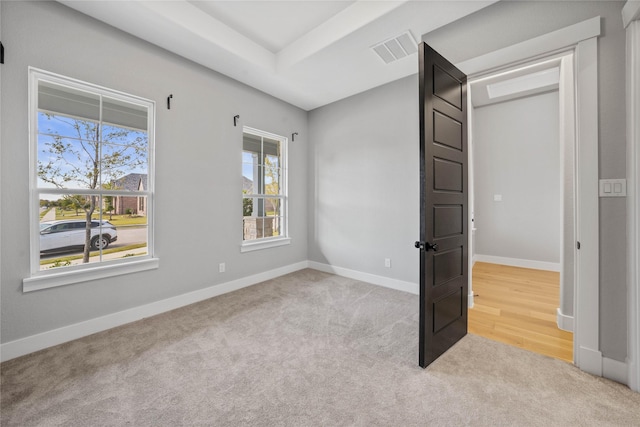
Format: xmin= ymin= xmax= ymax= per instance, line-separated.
xmin=53 ymin=208 xmax=147 ymax=226
xmin=40 ymin=243 xmax=148 ymax=265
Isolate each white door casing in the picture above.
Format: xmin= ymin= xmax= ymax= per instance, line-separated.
xmin=624 ymin=0 xmax=640 ymax=393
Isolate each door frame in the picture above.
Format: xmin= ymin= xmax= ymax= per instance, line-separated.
xmin=458 ymin=17 xmax=602 ymax=376
xmin=467 ymin=50 xmax=573 ymax=320
xmin=624 ymin=3 xmax=640 ymax=393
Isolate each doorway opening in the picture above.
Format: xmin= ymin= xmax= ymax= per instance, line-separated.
xmin=427 ymin=15 xmax=601 ymax=376
xmin=467 ymin=53 xmax=575 ymax=362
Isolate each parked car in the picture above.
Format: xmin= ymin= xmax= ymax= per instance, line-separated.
xmin=40 ymin=219 xmax=118 ymax=252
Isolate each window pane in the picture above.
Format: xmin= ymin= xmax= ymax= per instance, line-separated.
xmin=242 ymin=214 xmax=282 ymax=240
xmin=102 ymin=124 xmax=148 ymax=148
xmin=243 ymin=217 xmax=265 ymax=241
xmin=265 ymin=153 xmax=280 ymax=169
xmin=39 ymin=194 xmax=99 ymax=269
xmin=265 ymin=198 xmax=280 ymax=217
xmin=242 ymin=151 xmax=255 ymax=164
xmin=105 ymin=194 xmax=149 ymax=218
xmin=270 ymin=216 xmax=283 ymax=237
xmin=101 ymin=121 xmax=148 ymax=189
xmin=39 ymin=195 xmax=148 ymax=270
xmin=101 ymin=143 xmax=148 ymax=189
xmin=37 ymin=136 xmax=101 ymax=190
xmin=242 ymin=161 xmax=258 ymax=193
xmin=264 ymin=167 xmax=280 ymax=195
xmin=38 ymin=112 xmax=98 ymax=139
xmin=256 ymin=218 xmax=265 ymax=239
xmin=243 ymin=196 xmax=254 ymax=217
xmin=242 ymin=174 xmax=255 ymax=194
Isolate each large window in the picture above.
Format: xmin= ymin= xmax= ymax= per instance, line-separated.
xmin=242 ymin=127 xmax=289 ymax=251
xmin=26 ymin=68 xmax=156 ymax=290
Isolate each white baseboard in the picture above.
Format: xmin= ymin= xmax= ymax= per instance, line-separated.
xmin=474 ymin=254 xmax=561 ymax=272
xmin=578 ymin=346 xmax=603 ymax=377
xmin=556 ymin=308 xmax=574 ymax=332
xmin=308 ymin=261 xmax=419 ymax=295
xmin=603 ymin=357 xmax=629 ymax=385
xmin=628 ymin=356 xmax=639 ymax=392
xmin=0 ymin=261 xmax=309 ymax=362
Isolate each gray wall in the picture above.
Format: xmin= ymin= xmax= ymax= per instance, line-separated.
xmin=424 ymin=0 xmax=628 ymax=362
xmin=308 ymin=76 xmax=419 ymax=285
xmin=0 ymin=1 xmax=308 ymax=343
xmin=473 ymin=92 xmax=561 ymax=264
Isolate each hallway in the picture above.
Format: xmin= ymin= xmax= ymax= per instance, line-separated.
xmin=469 ymin=262 xmax=573 ymax=362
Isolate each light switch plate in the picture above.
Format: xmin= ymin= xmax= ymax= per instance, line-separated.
xmin=599 ymin=179 xmax=626 ymax=197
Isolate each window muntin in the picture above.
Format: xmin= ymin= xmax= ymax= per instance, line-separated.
xmin=30 ymin=68 xmax=154 ymax=279
xmin=242 ymin=127 xmax=287 ymax=245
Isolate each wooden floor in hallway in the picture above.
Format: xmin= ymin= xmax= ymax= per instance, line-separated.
xmin=468 ymin=262 xmax=574 ymax=363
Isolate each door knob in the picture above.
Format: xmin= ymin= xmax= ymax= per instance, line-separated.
xmin=414 ymin=241 xmax=439 ymax=251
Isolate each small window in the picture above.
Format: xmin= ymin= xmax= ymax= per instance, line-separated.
xmin=241 ymin=127 xmax=289 ymax=251
xmin=26 ymin=68 xmax=157 ymax=291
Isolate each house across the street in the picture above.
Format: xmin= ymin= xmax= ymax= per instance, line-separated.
xmin=112 ymin=173 xmax=147 ymax=216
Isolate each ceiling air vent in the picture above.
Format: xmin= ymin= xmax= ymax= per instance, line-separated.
xmin=371 ymin=31 xmax=418 ymax=64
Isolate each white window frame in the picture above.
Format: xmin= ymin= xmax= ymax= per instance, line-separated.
xmin=241 ymin=126 xmax=290 ymax=252
xmin=24 ymin=68 xmax=158 ymax=292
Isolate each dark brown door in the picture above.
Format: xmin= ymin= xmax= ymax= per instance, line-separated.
xmin=417 ymin=43 xmax=468 ymax=368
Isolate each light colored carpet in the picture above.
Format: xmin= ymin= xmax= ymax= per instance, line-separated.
xmin=1 ymin=269 xmax=639 ymax=426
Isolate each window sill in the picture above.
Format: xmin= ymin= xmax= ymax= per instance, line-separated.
xmin=23 ymin=258 xmax=160 ymax=292
xmin=241 ymin=237 xmax=291 ymax=253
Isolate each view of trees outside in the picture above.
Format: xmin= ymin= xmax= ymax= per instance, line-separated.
xmin=37 ymin=109 xmax=149 ymax=269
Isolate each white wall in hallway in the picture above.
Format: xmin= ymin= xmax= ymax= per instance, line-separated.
xmin=473 ymin=91 xmax=560 ymax=266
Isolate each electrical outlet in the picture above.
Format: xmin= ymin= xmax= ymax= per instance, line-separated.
xmin=219 ymin=263 xmax=226 ymax=273
xmin=384 ymin=258 xmax=391 ymax=268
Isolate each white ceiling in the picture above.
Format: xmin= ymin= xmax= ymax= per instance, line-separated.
xmin=59 ymin=0 xmax=498 ymax=111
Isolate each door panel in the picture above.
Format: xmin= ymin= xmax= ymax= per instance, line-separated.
xmin=433 ymin=65 xmax=463 ymax=109
xmin=434 ymin=205 xmax=463 ymax=237
xmin=433 ymin=288 xmax=464 ymax=332
xmin=433 ymin=159 xmax=463 ymax=191
xmin=434 ymin=112 xmax=463 ymax=150
xmin=433 ymin=247 xmax=463 ymax=285
xmin=418 ymin=43 xmax=468 ymax=368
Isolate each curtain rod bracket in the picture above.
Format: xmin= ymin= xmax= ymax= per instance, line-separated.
xmin=167 ymin=94 xmax=173 ymax=110
xmin=292 ymin=132 xmax=298 ymax=142
xmin=234 ymin=115 xmax=240 ymax=127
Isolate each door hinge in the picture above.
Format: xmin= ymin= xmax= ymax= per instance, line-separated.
xmin=577 ymin=241 xmax=581 ymax=250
